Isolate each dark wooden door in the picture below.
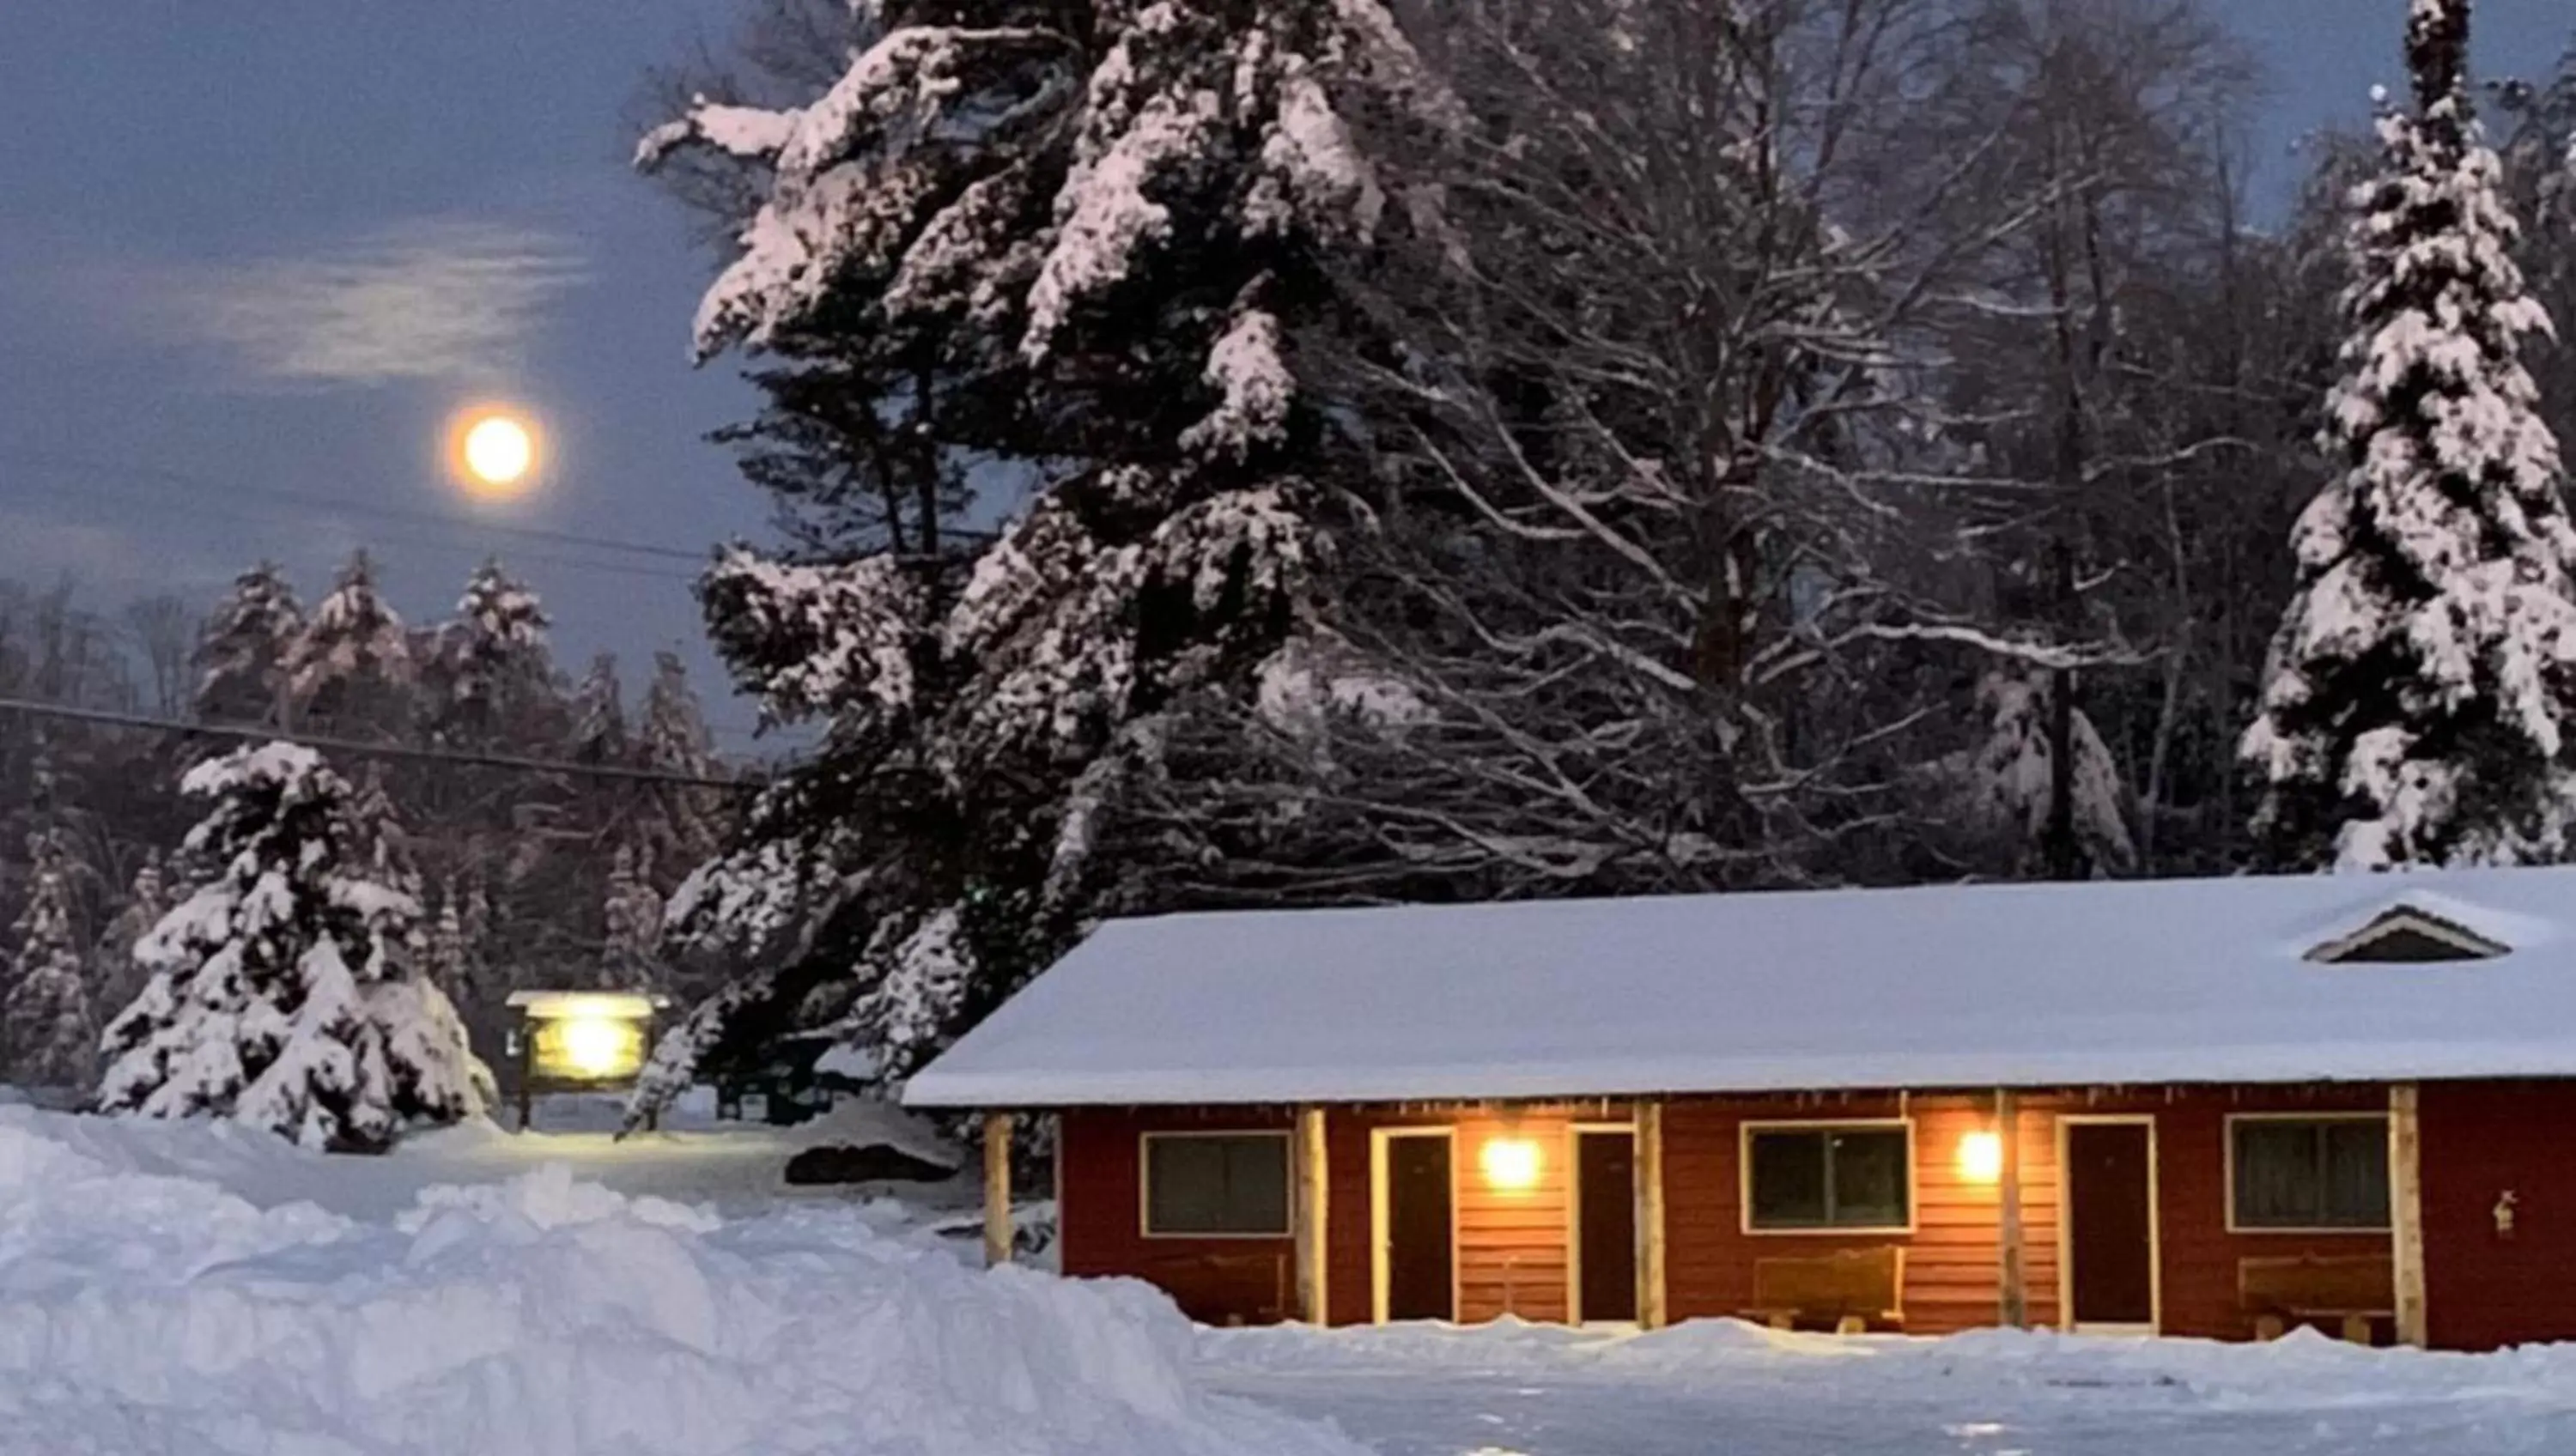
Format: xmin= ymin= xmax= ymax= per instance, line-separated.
xmin=1383 ymin=1135 xmax=1455 ymax=1321
xmin=2066 ymin=1122 xmax=2155 ymax=1326
xmin=1577 ymin=1131 xmax=1637 ymax=1322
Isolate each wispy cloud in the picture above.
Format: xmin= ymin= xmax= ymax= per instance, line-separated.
xmin=96 ymin=219 xmax=588 ymax=389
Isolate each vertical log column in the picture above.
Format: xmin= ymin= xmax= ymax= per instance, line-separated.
xmin=1635 ymin=1100 xmax=1669 ymax=1331
xmin=1295 ymin=1107 xmax=1330 ymax=1324
xmin=2391 ymin=1083 xmax=2428 ymax=1348
xmin=982 ymin=1111 xmax=1015 ymax=1269
xmin=1996 ymin=1089 xmax=2027 ymax=1329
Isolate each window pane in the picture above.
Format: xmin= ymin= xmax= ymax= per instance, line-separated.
xmin=2320 ymin=1121 xmax=2391 ymax=1228
xmin=2234 ymin=1122 xmax=2322 ymax=1227
xmin=2235 ymin=1119 xmax=2389 ymax=1229
xmin=1146 ymin=1136 xmax=1289 ymax=1235
xmin=1749 ymin=1131 xmax=1829 ymax=1228
xmin=1830 ymin=1131 xmax=1909 ymax=1228
xmin=1224 ymin=1138 xmax=1290 ymax=1229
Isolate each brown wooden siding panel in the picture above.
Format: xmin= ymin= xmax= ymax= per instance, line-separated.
xmin=1321 ymin=1105 xmax=1595 ymax=1325
xmin=1662 ymin=1095 xmax=2057 ymax=1335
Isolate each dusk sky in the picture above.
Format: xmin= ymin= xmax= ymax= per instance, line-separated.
xmin=0 ymin=0 xmax=2567 ymax=746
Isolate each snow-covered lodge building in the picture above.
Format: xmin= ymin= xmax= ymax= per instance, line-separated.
xmin=904 ymin=867 xmax=2576 ymax=1352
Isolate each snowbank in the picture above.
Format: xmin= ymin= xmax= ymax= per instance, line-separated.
xmin=0 ymin=1109 xmax=1363 ymax=1456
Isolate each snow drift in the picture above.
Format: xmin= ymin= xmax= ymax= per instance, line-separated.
xmin=0 ymin=1109 xmax=1362 ymax=1456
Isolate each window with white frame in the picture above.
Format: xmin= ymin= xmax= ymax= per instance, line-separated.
xmin=1746 ymin=1124 xmax=1911 ymax=1231
xmin=1143 ymin=1132 xmax=1291 ymax=1235
xmin=2230 ymin=1117 xmax=2390 ymax=1230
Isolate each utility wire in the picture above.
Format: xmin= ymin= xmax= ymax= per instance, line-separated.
xmin=2 ymin=476 xmax=708 ymax=586
xmin=0 ymin=448 xmax=715 ymax=565
xmin=0 ymin=695 xmax=762 ymax=794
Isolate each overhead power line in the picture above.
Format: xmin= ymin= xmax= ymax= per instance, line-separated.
xmin=0 ymin=447 xmax=716 ymax=566
xmin=3 ymin=476 xmax=708 ymax=587
xmin=0 ymin=695 xmax=762 ymax=794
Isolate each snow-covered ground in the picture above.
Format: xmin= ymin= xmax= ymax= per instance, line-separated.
xmin=11 ymin=1101 xmax=2576 ymax=1455
xmin=1201 ymin=1319 xmax=2576 ymax=1455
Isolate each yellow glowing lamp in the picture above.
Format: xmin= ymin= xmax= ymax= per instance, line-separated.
xmin=1480 ymin=1135 xmax=1543 ymax=1191
xmin=506 ymin=990 xmax=664 ymax=1086
xmin=1958 ymin=1130 xmax=2005 ymax=1185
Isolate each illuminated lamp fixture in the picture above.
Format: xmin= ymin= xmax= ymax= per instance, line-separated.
xmin=1957 ymin=1129 xmax=2005 ymax=1185
xmin=1480 ymin=1132 xmax=1544 ymax=1191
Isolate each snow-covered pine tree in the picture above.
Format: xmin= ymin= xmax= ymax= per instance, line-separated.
xmin=636 ymin=0 xmax=1415 ymax=1108
xmin=96 ymin=743 xmax=487 ymax=1150
xmin=598 ymin=844 xmax=666 ymax=992
xmin=637 ymin=652 xmax=718 ymax=780
xmin=1950 ymin=671 xmax=2136 ymax=877
xmin=426 ymin=559 xmax=561 ymax=746
xmin=92 ymin=849 xmax=169 ymax=1023
xmin=286 ymin=551 xmax=415 ymax=739
xmin=568 ymin=652 xmax=629 ymax=764
xmin=191 ymin=562 xmax=302 ymax=727
xmin=422 ymin=880 xmax=471 ymax=995
xmin=2242 ymin=0 xmax=2576 ymax=870
xmin=345 ymin=760 xmax=412 ymax=881
xmin=4 ymin=830 xmax=95 ymax=1090
xmin=634 ymin=651 xmax=726 ymax=869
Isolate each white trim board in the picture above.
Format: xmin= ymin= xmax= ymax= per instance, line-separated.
xmin=1564 ymin=1120 xmax=1637 ymax=1326
xmin=1369 ymin=1126 xmax=1462 ymax=1325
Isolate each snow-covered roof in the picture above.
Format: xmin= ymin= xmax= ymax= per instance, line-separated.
xmin=903 ymin=867 xmax=2576 ymax=1108
xmin=504 ymin=991 xmax=670 ymax=1020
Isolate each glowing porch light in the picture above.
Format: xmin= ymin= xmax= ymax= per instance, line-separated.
xmin=1480 ymin=1135 xmax=1543 ymax=1191
xmin=1958 ymin=1130 xmax=2004 ymax=1184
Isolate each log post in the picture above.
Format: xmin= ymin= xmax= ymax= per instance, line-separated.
xmin=2391 ymin=1083 xmax=2428 ymax=1348
xmin=1295 ymin=1107 xmax=1330 ymax=1324
xmin=1997 ymin=1089 xmax=2027 ymax=1329
xmin=1634 ymin=1100 xmax=1669 ymax=1331
xmin=982 ymin=1111 xmax=1015 ymax=1269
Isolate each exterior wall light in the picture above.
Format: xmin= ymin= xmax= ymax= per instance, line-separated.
xmin=1958 ymin=1129 xmax=2005 ymax=1184
xmin=1481 ymin=1134 xmax=1543 ymax=1191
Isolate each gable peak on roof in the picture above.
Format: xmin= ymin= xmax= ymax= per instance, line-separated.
xmin=2304 ymin=897 xmax=2515 ymax=964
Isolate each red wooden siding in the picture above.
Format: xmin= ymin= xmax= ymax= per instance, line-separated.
xmin=2420 ymin=1080 xmax=2576 ymax=1350
xmin=1057 ymin=1106 xmax=1297 ymax=1326
xmin=2078 ymin=1086 xmax=2389 ymax=1341
xmin=1059 ymin=1082 xmax=2557 ymax=1349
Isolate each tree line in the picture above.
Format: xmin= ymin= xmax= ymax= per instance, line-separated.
xmin=620 ymin=0 xmax=2576 ymax=1112
xmin=0 ymin=552 xmax=737 ymax=1100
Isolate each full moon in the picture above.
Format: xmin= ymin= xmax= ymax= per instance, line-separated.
xmin=462 ymin=416 xmax=535 ymax=489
